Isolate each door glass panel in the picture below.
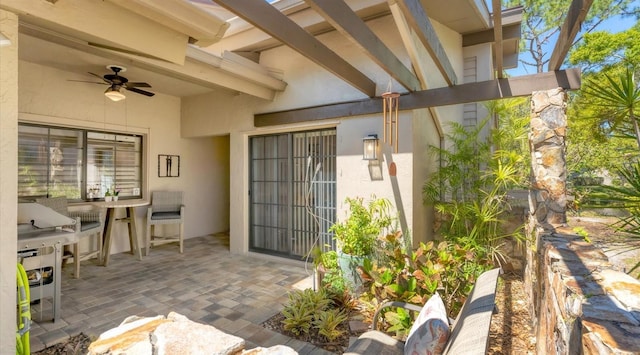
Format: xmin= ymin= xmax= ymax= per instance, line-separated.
xmin=249 ymin=129 xmax=336 ymax=259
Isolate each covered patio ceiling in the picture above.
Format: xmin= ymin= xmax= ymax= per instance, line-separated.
xmin=1 ymin=0 xmax=591 ymax=116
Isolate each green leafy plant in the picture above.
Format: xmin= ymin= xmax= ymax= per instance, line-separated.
xmin=281 ymin=304 xmax=314 ymax=336
xmin=572 ymin=226 xmax=591 ymax=243
xmin=329 ymin=196 xmax=393 ymax=256
xmin=313 ymin=309 xmax=348 ymax=342
xmin=281 ymin=288 xmax=351 ymax=343
xmin=422 ymin=119 xmax=525 ymax=267
xmin=359 ymin=231 xmax=491 ymax=336
xmin=583 ymin=67 xmax=640 ymax=150
xmin=281 ymin=289 xmax=331 ymax=336
xmin=319 ymin=251 xmax=351 ymax=299
xmin=596 ymin=161 xmax=640 ymax=277
xmin=383 ymin=306 xmax=414 ymax=338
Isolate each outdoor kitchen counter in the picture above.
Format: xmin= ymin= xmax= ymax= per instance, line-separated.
xmin=93 ymin=200 xmax=149 ymax=266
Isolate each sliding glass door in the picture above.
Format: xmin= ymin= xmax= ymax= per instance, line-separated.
xmin=249 ymin=129 xmax=336 ymax=259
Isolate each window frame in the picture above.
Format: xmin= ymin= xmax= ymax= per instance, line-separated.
xmin=18 ymin=122 xmax=144 ymax=202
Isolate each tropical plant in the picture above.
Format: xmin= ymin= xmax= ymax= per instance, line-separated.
xmin=280 ymin=288 xmax=350 ymax=342
xmin=281 ymin=288 xmax=331 ymax=336
xmin=281 ymin=303 xmax=314 ymax=336
xmin=313 ymin=309 xmax=348 ymax=342
xmin=596 ymin=161 xmax=640 ymax=277
xmin=329 ymin=196 xmax=394 ymax=256
xmin=359 ymin=231 xmax=491 ymax=336
xmin=582 ymin=67 xmax=640 ymax=150
xmin=422 ymin=119 xmax=525 ymax=266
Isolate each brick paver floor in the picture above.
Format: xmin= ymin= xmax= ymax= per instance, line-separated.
xmin=27 ymin=233 xmax=331 ymax=354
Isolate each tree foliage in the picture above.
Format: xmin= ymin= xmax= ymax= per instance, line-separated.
xmin=569 ymin=22 xmax=640 ymax=71
xmin=581 ymin=67 xmax=640 ymax=149
xmin=505 ymin=0 xmax=637 ymax=73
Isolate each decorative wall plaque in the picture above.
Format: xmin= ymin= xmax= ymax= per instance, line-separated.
xmin=158 ymin=154 xmax=180 ymax=177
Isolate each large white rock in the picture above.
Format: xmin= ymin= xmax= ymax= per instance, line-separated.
xmin=153 ymin=312 xmax=245 ymax=355
xmin=89 ymin=312 xmax=246 ymax=355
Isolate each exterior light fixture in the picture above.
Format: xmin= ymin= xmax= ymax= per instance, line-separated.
xmin=382 ymin=91 xmax=400 ymax=153
xmin=105 ymin=86 xmax=126 ymax=102
xmin=363 ymin=134 xmax=379 ymax=160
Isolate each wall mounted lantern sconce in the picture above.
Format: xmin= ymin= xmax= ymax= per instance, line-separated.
xmin=363 ymin=134 xmax=379 ymax=160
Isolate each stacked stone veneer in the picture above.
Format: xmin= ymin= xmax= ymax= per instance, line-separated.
xmin=525 ymin=88 xmax=640 ymax=354
xmin=526 ymin=229 xmax=640 ymax=354
xmin=529 ymin=88 xmax=568 ymax=229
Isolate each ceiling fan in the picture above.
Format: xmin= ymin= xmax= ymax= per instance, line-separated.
xmin=73 ymin=65 xmax=155 ymax=101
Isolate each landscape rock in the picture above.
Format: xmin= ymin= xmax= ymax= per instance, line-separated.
xmin=88 ymin=312 xmax=245 ymax=355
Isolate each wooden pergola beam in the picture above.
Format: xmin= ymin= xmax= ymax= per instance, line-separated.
xmin=548 ymin=0 xmax=594 ymax=71
xmin=255 ymin=68 xmax=581 ymax=127
xmin=213 ymin=0 xmax=377 ymax=97
xmin=462 ymin=23 xmax=521 ymax=47
xmin=392 ymin=0 xmax=458 ymax=86
xmin=492 ymin=0 xmax=504 ymax=78
xmin=305 ymin=0 xmax=420 ymax=91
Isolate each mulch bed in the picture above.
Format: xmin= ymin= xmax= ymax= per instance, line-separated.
xmin=262 ymin=272 xmax=536 ymax=354
xmin=488 ymin=272 xmax=536 ymax=354
xmin=33 ymin=273 xmax=536 ymax=355
xmin=32 ymin=332 xmax=91 ymax=355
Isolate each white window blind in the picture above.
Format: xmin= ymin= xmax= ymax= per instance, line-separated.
xmin=18 ymin=123 xmax=143 ymax=201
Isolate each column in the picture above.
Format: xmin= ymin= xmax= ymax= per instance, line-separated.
xmin=528 ymin=88 xmax=569 ymax=230
xmin=0 ymin=9 xmax=19 ymax=354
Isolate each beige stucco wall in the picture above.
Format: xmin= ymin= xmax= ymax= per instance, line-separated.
xmin=17 ymin=60 xmax=230 ymax=255
xmin=463 ymin=43 xmax=494 ymax=138
xmin=181 ymin=13 xmax=467 ymax=252
xmin=335 ymin=112 xmax=414 ymax=236
xmin=0 ymin=10 xmax=19 ymax=354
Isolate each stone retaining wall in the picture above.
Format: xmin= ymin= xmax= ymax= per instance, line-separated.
xmin=523 ymin=87 xmax=640 ymax=354
xmin=525 ymin=225 xmax=640 ymax=354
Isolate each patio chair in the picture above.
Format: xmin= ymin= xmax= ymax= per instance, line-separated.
xmin=146 ymin=191 xmax=185 ymax=255
xmin=35 ymin=196 xmax=103 ymax=279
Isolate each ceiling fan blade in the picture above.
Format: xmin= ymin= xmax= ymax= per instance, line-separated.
xmin=68 ymin=80 xmax=108 ymax=85
xmin=126 ymin=87 xmax=155 ymax=97
xmin=126 ymin=82 xmax=152 ymax=88
xmin=88 ymin=72 xmax=110 ymax=84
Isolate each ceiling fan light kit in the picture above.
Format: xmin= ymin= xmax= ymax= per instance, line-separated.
xmin=105 ymin=86 xmax=126 ymax=101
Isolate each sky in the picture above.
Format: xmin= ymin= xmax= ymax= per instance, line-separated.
xmin=506 ymin=11 xmax=637 ymax=76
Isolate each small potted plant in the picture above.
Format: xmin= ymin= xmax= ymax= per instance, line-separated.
xmin=112 ymin=187 xmax=120 ymax=201
xmin=329 ymin=196 xmax=393 ymax=291
xmin=104 ymin=189 xmax=113 ymax=202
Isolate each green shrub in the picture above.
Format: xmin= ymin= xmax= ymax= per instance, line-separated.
xmin=359 ymin=232 xmax=491 ymax=336
xmin=422 ymin=119 xmax=525 ymax=267
xmin=281 ymin=304 xmax=314 ymax=336
xmin=330 ymin=196 xmax=393 ymax=256
xmin=281 ymin=288 xmax=350 ymax=341
xmin=313 ymin=309 xmax=348 ymax=342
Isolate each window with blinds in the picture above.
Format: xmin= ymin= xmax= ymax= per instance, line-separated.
xmin=18 ymin=123 xmax=143 ymax=201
